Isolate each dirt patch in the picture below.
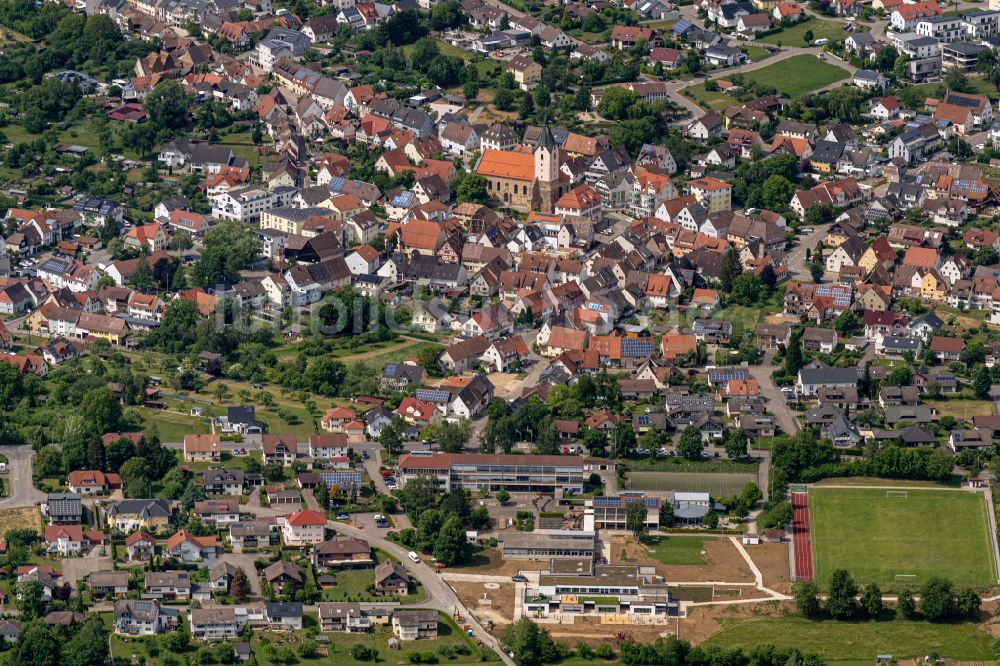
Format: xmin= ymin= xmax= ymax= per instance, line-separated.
xmin=0 ymin=507 xmax=41 ymax=534
xmin=451 ymin=580 xmax=516 ymax=629
xmin=612 ymin=536 xmax=755 ymax=584
xmin=486 ymin=373 xmax=524 ymax=400
xmin=746 ymin=543 xmax=791 ymax=594
xmin=678 ymin=600 xmax=790 ymax=645
xmin=453 ymin=547 xmax=549 ymax=576
xmin=545 ymin=622 xmax=677 ymax=645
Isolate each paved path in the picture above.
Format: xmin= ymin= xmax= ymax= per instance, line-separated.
xmin=0 ymin=445 xmax=46 ymax=509
xmin=243 ymin=502 xmax=514 ymax=666
xmin=749 ymin=363 xmax=798 ymax=435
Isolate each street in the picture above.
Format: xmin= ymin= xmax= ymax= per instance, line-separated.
xmin=0 ymin=445 xmax=46 ymax=509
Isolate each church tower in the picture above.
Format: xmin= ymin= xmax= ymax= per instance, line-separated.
xmin=531 ymin=122 xmax=560 ymax=214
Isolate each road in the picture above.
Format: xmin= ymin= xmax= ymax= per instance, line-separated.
xmin=749 ymin=362 xmax=798 ymax=436
xmin=0 ymin=445 xmax=46 ymax=509
xmin=243 ymin=501 xmax=514 ymax=666
xmin=785 ymin=223 xmax=831 ymax=280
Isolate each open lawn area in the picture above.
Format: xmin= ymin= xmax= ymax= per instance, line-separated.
xmin=627 ymin=471 xmax=756 ymax=496
xmin=703 ymin=617 xmax=995 ymax=663
xmin=926 ymin=399 xmax=994 ymax=420
xmin=728 ymin=54 xmax=848 ymax=98
xmin=649 ymin=536 xmax=714 ymax=565
xmin=809 ymin=487 xmax=996 ymax=590
xmin=684 ymin=83 xmax=733 ymax=111
xmin=759 ymin=18 xmax=850 ymax=46
xmin=0 ymin=507 xmax=42 ymax=534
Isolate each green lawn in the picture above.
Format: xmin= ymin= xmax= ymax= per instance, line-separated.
xmin=627 ymin=471 xmax=756 ymax=496
xmin=650 ymin=536 xmax=713 ymax=565
xmin=684 ymin=83 xmax=733 ymax=111
xmin=745 ymin=46 xmax=771 ymax=63
xmin=703 ymin=617 xmax=995 ymax=664
xmin=759 ymin=18 xmax=850 ymax=46
xmin=809 ymin=487 xmax=996 ymax=591
xmin=728 ymin=54 xmax=849 ymax=98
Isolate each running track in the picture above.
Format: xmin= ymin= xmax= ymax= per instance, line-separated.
xmin=791 ymin=492 xmax=814 ymax=581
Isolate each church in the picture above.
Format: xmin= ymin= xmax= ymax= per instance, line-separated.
xmin=474 ymin=124 xmax=564 ymax=214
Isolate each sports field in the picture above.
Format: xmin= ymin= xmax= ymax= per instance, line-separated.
xmin=809 ymin=487 xmax=996 ymax=590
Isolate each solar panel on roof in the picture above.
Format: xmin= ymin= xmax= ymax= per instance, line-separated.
xmin=622 ymin=339 xmax=653 ymax=357
xmin=638 ymin=415 xmax=650 ymax=426
xmin=414 ymin=389 xmax=451 ymax=402
xmin=328 ymin=176 xmax=346 ymax=193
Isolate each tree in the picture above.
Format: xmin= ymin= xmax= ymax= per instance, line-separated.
xmin=834 ymin=309 xmax=859 ymax=336
xmin=920 ymin=577 xmax=955 ymax=621
xmin=793 ymin=581 xmax=820 ymax=617
xmin=433 ymin=515 xmax=470 ymax=565
xmin=496 ymin=489 xmax=510 ymax=504
xmin=80 ymin=386 xmax=122 ymax=434
xmin=583 ymin=428 xmax=608 ymax=457
xmin=731 ymin=273 xmax=761 ymax=306
xmin=231 ymin=567 xmax=250 ymax=601
xmin=785 ymin=328 xmax=804 ymax=376
xmin=887 ymin=365 xmax=912 ymax=387
xmin=193 ymin=219 xmax=258 ymax=287
xmin=62 ymin=616 xmax=109 ymax=666
xmin=719 ymin=248 xmax=742 ymax=293
xmin=597 ymin=87 xmax=642 ymax=121
xmin=611 ymin=420 xmax=636 ymax=459
xmin=826 ymin=569 xmax=858 ymax=619
xmin=723 ymin=429 xmax=748 ymax=459
xmin=501 ymin=617 xmax=558 ymax=666
xmin=956 ymin=587 xmax=981 ymax=619
xmin=677 ymin=426 xmax=704 ymax=459
xmin=894 ymin=53 xmax=910 ymax=80
xmin=12 ymin=622 xmax=60 ymax=666
xmin=854 ymin=583 xmax=882 ymax=618
xmin=119 ymin=456 xmax=151 ymax=498
xmin=897 ymin=586 xmax=917 ymax=619
xmin=944 ymin=68 xmax=970 ymax=93
xmin=379 ymin=418 xmax=404 ymax=459
xmin=659 ymin=502 xmax=675 ymax=528
xmin=974 ymin=366 xmax=992 ymax=399
xmin=17 ymin=581 xmax=47 ymax=619
xmin=761 ymin=174 xmax=793 ymax=211
xmin=803 ymin=29 xmax=813 ymax=43
xmin=145 ymin=80 xmax=189 ymax=130
xmin=625 ymin=500 xmax=648 ymax=538
xmin=455 ymin=173 xmax=489 ymax=204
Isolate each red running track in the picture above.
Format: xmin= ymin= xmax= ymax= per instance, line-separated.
xmin=791 ymin=492 xmax=814 ymax=581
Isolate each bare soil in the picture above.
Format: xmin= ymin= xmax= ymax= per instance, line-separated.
xmin=678 ymin=600 xmax=790 ymax=645
xmin=746 ymin=542 xmax=791 ymax=594
xmin=451 ymin=580 xmax=516 ymax=630
xmin=612 ymin=536 xmax=755 ymax=584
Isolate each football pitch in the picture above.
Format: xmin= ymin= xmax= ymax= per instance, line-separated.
xmin=809 ymin=487 xmax=997 ymax=591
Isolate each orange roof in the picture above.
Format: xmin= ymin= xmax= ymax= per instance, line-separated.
xmin=934 ymin=102 xmax=972 ymax=125
xmin=646 ymin=274 xmax=672 ymax=297
xmin=184 ymin=434 xmax=221 ymax=453
xmin=688 ymin=177 xmax=730 ymax=191
xmin=902 ymin=246 xmax=939 ymax=268
xmin=476 ymin=149 xmax=534 ymax=182
xmin=45 ymin=525 xmax=83 ymax=542
xmin=555 ymin=183 xmax=601 ymax=210
xmin=284 ymin=509 xmax=326 ymax=527
xmin=165 ymin=529 xmax=218 ymax=550
xmin=895 ymin=0 xmax=940 ymax=19
xmin=727 ymin=379 xmax=760 ymax=396
xmin=400 ymin=219 xmax=444 ymax=251
xmin=661 ymin=333 xmax=697 ymax=359
xmin=691 ymin=288 xmax=719 ymax=304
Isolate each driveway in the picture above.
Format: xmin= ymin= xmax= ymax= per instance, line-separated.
xmin=0 ymin=445 xmax=46 ymax=509
xmin=62 ymin=552 xmax=113 ymax=590
xmin=216 ymin=552 xmax=265 ymax=595
xmin=749 ymin=362 xmax=799 ymax=436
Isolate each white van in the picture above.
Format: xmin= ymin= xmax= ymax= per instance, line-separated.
xmin=408 ymin=551 xmax=420 ymax=563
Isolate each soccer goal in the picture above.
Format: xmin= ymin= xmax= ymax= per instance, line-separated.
xmin=895 ymin=574 xmax=917 ymax=585
xmin=886 ymin=490 xmax=909 ymax=499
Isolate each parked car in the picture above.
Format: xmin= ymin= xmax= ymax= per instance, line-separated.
xmin=511 ymin=575 xmax=528 ymax=582
xmin=336 ymin=513 xmax=350 ymax=520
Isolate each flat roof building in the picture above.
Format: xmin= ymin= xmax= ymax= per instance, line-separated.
xmin=398 ymin=453 xmax=585 ymax=493
xmin=498 ymin=530 xmax=596 ymax=560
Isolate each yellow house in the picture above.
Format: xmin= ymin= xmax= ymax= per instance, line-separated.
xmin=507 ymin=55 xmax=542 ymax=91
xmin=76 ymin=313 xmax=128 ymax=345
xmin=687 ymin=177 xmax=732 ymax=213
xmin=183 ymin=434 xmax=221 ymax=463
xmin=918 ymin=270 xmax=946 ymax=302
xmin=857 ymin=237 xmax=896 ymax=273
xmin=107 ymin=499 xmax=173 ymax=532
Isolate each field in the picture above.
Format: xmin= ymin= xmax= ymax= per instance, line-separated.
xmin=684 ymin=84 xmax=733 ymax=111
xmin=627 ymin=471 xmax=756 ymax=496
xmin=926 ymin=399 xmax=994 ymax=420
xmin=809 ymin=487 xmax=996 ymax=590
xmin=650 ymin=536 xmax=713 ymax=565
xmin=0 ymin=507 xmax=41 ymax=533
xmin=703 ymin=617 xmax=995 ymax=663
xmin=730 ymin=55 xmax=849 ymax=98
xmin=759 ymin=18 xmax=850 ymax=46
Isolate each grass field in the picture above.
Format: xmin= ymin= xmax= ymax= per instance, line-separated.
xmin=759 ymin=18 xmax=850 ymax=46
xmin=703 ymin=617 xmax=995 ymax=663
xmin=627 ymin=471 xmax=756 ymax=496
xmin=731 ymin=54 xmax=849 ymax=98
xmin=685 ymin=84 xmax=733 ymax=111
xmin=650 ymin=536 xmax=713 ymax=565
xmin=0 ymin=507 xmax=41 ymax=534
xmin=926 ymin=399 xmax=994 ymax=420
xmin=809 ymin=487 xmax=996 ymax=590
